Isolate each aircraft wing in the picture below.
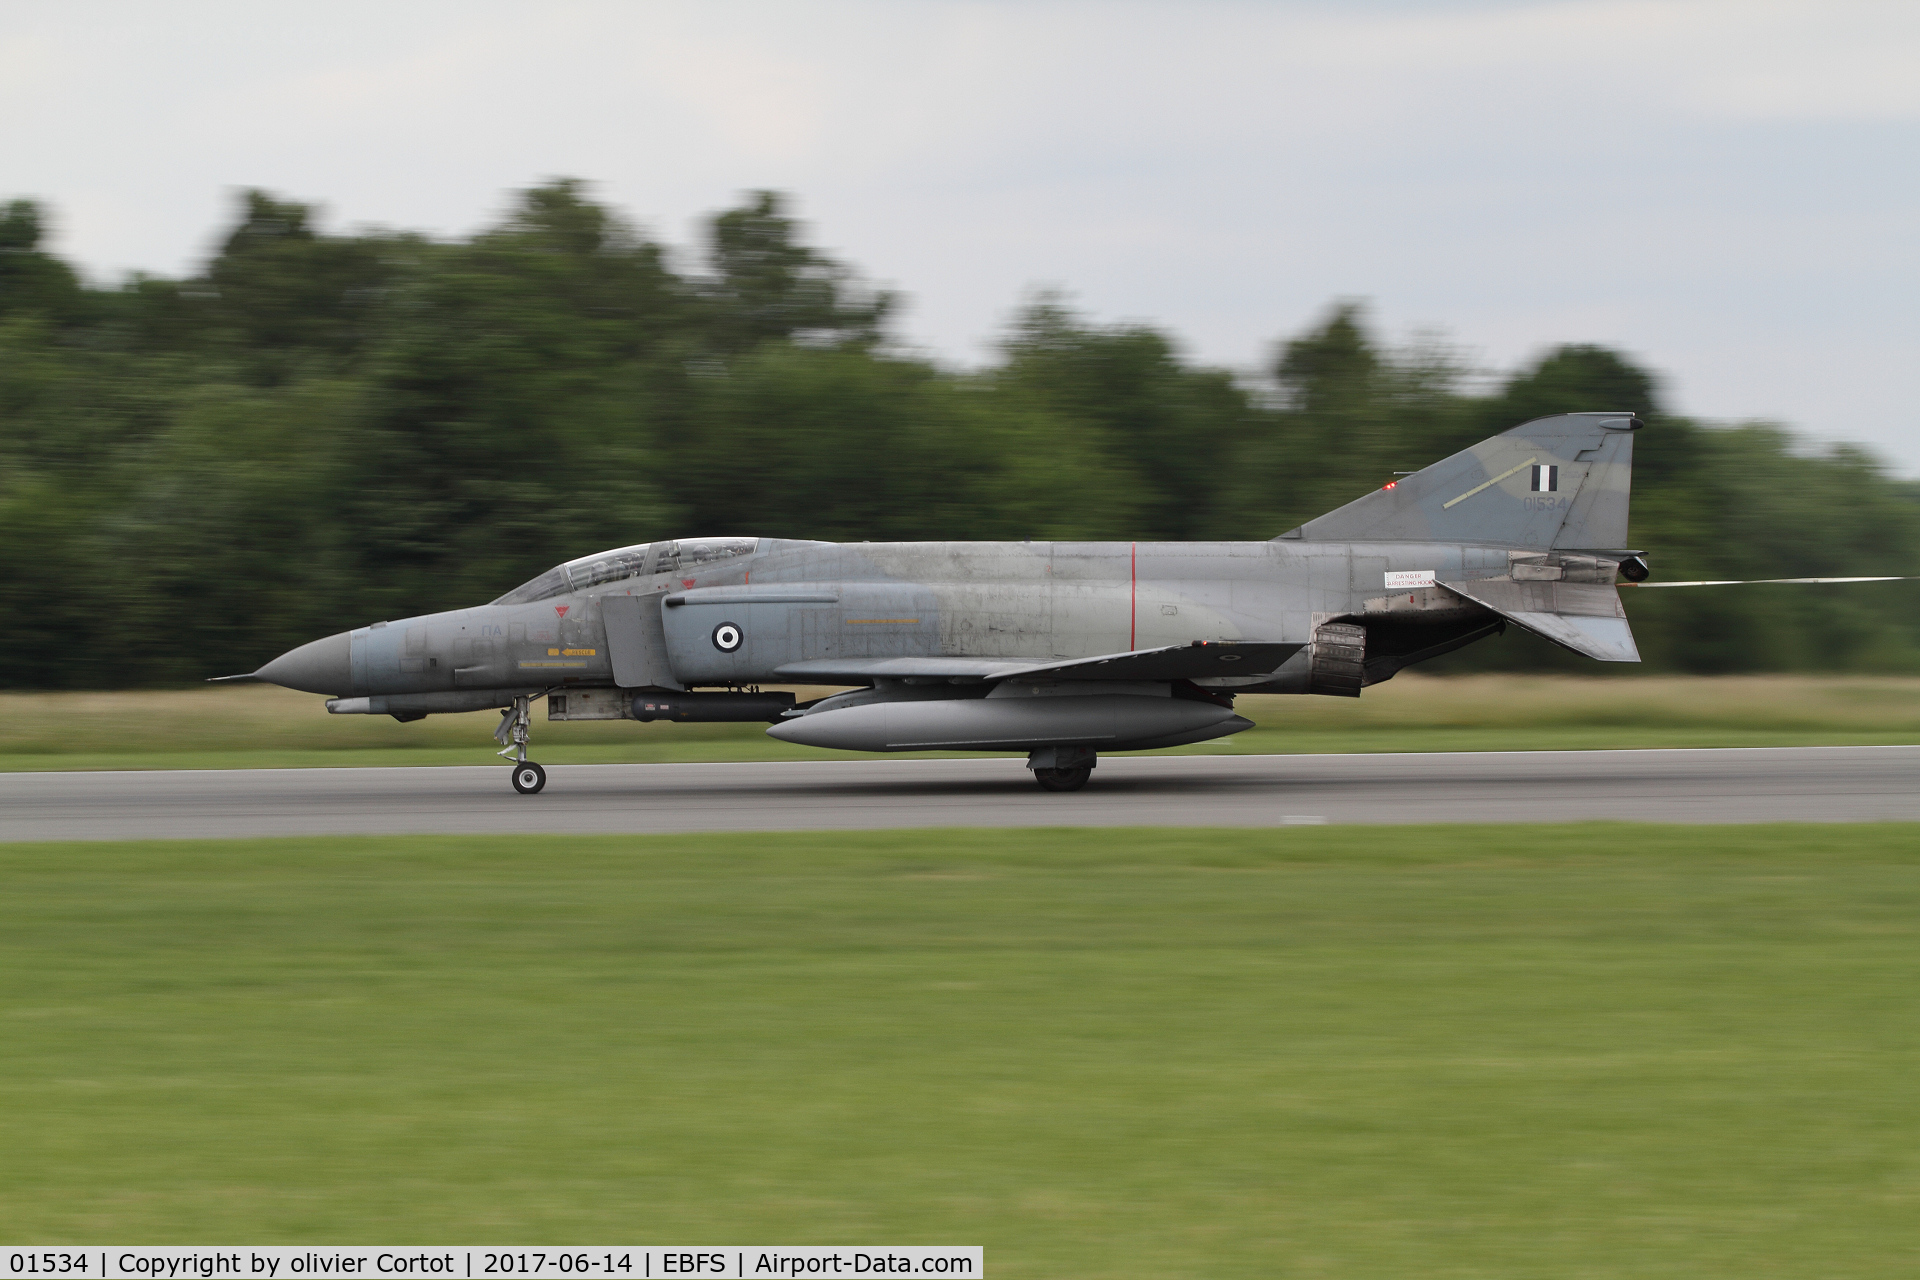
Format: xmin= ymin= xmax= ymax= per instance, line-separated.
xmin=1438 ymin=577 xmax=1640 ymax=662
xmin=775 ymin=656 xmax=1020 ymax=681
xmin=775 ymin=640 xmax=1303 ymax=684
xmin=993 ymin=640 xmax=1304 ymax=681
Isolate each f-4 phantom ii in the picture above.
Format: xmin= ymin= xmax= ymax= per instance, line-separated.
xmin=231 ymin=412 xmax=1906 ymax=793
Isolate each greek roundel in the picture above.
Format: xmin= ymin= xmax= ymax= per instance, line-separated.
xmin=1530 ymin=464 xmax=1559 ymax=492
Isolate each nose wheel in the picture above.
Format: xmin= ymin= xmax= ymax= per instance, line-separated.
xmin=495 ymin=695 xmax=548 ymax=794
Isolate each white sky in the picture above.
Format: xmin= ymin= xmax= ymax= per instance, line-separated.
xmin=5 ymin=0 xmax=1918 ymax=468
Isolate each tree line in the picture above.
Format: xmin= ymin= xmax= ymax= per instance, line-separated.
xmin=2 ymin=181 xmax=1917 ymax=688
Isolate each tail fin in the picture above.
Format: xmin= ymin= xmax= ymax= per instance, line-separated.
xmin=1279 ymin=412 xmax=1641 ymax=549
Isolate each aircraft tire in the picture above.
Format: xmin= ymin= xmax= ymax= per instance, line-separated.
xmin=510 ymin=761 xmax=548 ymax=794
xmin=1033 ymin=765 xmax=1092 ymax=793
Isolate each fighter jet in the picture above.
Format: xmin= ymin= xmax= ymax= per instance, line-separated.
xmin=231 ymin=412 xmax=1904 ymax=793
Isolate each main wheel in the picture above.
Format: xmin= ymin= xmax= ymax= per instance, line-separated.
xmin=510 ymin=761 xmax=548 ymax=794
xmin=1033 ymin=765 xmax=1092 ymax=792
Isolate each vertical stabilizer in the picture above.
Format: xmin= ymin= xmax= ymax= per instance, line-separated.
xmin=1280 ymin=412 xmax=1641 ymax=549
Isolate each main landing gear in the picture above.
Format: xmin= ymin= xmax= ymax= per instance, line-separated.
xmin=1027 ymin=745 xmax=1096 ymax=793
xmin=1034 ymin=765 xmax=1093 ymax=792
xmin=496 ymin=696 xmax=547 ymax=794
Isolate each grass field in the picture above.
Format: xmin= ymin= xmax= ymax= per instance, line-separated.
xmin=3 ymin=824 xmax=1917 ymax=1275
xmin=4 ymin=674 xmax=1920 ymax=771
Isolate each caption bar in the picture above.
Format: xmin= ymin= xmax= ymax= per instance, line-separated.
xmin=2 ymin=1252 xmax=981 ymax=1280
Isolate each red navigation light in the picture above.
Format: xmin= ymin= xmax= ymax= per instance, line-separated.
xmin=1383 ymin=480 xmax=1398 ymax=490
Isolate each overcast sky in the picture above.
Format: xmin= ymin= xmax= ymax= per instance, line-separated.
xmin=6 ymin=0 xmax=1917 ymax=467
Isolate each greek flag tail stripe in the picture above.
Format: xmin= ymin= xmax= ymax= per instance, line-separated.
xmin=1531 ymin=464 xmax=1559 ymax=492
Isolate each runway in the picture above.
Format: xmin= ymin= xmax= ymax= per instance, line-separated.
xmin=1 ymin=746 xmax=1916 ymax=840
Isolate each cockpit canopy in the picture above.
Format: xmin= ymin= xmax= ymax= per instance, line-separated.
xmin=491 ymin=537 xmax=759 ymax=605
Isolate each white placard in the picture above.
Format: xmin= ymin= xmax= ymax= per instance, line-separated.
xmin=0 ymin=1250 xmax=982 ymax=1280
xmin=1384 ymin=570 xmax=1435 ymax=589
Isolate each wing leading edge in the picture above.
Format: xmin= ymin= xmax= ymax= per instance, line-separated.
xmin=775 ymin=640 xmax=1304 ymax=685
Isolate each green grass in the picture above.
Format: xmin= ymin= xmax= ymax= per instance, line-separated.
xmin=4 ymin=825 xmax=1919 ymax=1275
xmin=4 ymin=674 xmax=1920 ymax=771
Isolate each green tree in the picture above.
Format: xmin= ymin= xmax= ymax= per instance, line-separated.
xmin=995 ymin=298 xmax=1249 ymax=540
xmin=700 ymin=191 xmax=891 ymax=354
xmin=1218 ymin=304 xmax=1470 ymax=538
xmin=0 ymin=200 xmax=85 ymax=323
xmin=195 ymin=190 xmax=412 ymax=381
xmin=3 ymin=180 xmax=1918 ymax=686
xmin=662 ymin=343 xmax=1147 ymax=543
xmin=344 ymin=179 xmax=681 ymax=610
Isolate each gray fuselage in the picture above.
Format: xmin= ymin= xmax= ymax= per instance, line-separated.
xmin=244 ymin=412 xmax=1643 ymax=786
xmin=301 ymin=537 xmax=1515 ymax=702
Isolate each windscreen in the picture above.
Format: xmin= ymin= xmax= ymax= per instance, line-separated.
xmin=564 ymin=543 xmax=653 ymax=590
xmin=490 ymin=543 xmax=652 ymax=605
xmin=490 ymin=565 xmax=572 ymax=606
xmin=491 ymin=538 xmax=757 ymax=605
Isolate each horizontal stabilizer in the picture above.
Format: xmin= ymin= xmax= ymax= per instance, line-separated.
xmin=1504 ymin=612 xmax=1640 ymax=663
xmin=776 ymin=640 xmax=1304 ymax=684
xmin=1440 ymin=578 xmax=1640 ymax=662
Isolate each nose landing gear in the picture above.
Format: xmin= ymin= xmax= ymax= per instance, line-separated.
xmin=495 ymin=696 xmax=547 ymax=794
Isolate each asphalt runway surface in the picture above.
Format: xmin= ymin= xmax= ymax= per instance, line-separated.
xmin=2 ymin=746 xmax=1916 ymax=840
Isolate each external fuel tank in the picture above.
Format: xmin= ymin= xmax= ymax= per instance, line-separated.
xmin=767 ymin=685 xmax=1249 ymax=753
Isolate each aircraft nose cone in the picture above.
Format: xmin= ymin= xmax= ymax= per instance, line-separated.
xmin=255 ymin=632 xmax=352 ymax=695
